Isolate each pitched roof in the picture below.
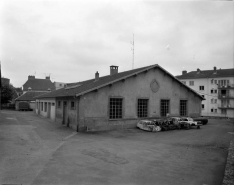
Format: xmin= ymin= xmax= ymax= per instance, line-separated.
xmin=15 ymin=91 xmax=47 ymax=101
xmin=23 ymin=78 xmax=55 ymax=91
xmin=176 ymin=68 xmax=234 ymax=80
xmin=36 ymin=64 xmax=205 ymax=100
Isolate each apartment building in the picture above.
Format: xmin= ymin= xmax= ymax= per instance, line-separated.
xmin=176 ymin=67 xmax=234 ymax=118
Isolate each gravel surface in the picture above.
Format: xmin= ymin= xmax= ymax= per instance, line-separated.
xmin=223 ymin=133 xmax=234 ymax=185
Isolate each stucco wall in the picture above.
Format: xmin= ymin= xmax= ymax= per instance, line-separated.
xmin=78 ymin=68 xmax=202 ymax=131
xmin=35 ymin=99 xmax=56 ymax=121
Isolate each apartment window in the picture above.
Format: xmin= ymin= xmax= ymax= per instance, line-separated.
xmin=215 ymin=109 xmax=217 ymax=113
xmin=189 ymin=81 xmax=194 ymax=86
xmin=160 ymin=100 xmax=170 ymax=117
xmin=211 ymin=79 xmax=214 ymax=84
xmin=214 ymin=89 xmax=217 ymax=93
xmin=44 ymin=102 xmax=47 ymax=112
xmin=214 ymin=99 xmax=217 ymax=103
xmin=58 ymin=101 xmax=61 ymax=108
xmin=202 ymin=104 xmax=205 ymax=109
xmin=214 ymin=80 xmax=217 ymax=84
xmin=211 ymin=99 xmax=213 ymax=104
xmin=109 ymin=98 xmax=123 ymax=119
xmin=180 ymin=100 xmax=187 ymax=116
xmin=71 ymin=101 xmax=75 ymax=110
xmin=137 ymin=99 xmax=148 ymax=118
xmin=211 ymin=109 xmax=213 ymax=113
xmin=181 ymin=81 xmax=186 ymax=85
xmin=199 ymin=86 xmax=204 ymax=90
xmin=211 ymin=89 xmax=213 ymax=94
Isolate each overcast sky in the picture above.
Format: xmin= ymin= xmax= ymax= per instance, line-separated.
xmin=0 ymin=0 xmax=233 ymax=87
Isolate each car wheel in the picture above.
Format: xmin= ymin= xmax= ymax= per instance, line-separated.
xmin=155 ymin=126 xmax=162 ymax=132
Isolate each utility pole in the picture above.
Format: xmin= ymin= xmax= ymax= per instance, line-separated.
xmin=131 ymin=33 xmax=134 ymax=69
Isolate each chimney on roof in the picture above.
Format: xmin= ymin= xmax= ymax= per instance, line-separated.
xmin=110 ymin=65 xmax=119 ymax=75
xmin=95 ymin=71 xmax=99 ymax=81
xmin=28 ymin=75 xmax=35 ymax=80
xmin=46 ymin=76 xmax=50 ymax=80
xmin=213 ymin=66 xmax=217 ymax=74
xmin=182 ymin=70 xmax=187 ymax=75
xmin=197 ymin=68 xmax=200 ymax=74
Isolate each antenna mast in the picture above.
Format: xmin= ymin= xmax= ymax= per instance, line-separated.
xmin=131 ymin=33 xmax=134 ymax=69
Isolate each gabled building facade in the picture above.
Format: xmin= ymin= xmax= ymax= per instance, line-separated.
xmin=176 ymin=67 xmax=234 ymax=118
xmin=35 ymin=64 xmax=204 ymax=131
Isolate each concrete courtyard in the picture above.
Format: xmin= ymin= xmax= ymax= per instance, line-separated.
xmin=0 ymin=110 xmax=233 ymax=185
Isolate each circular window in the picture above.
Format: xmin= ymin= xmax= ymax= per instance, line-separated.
xmin=150 ymin=79 xmax=160 ymax=92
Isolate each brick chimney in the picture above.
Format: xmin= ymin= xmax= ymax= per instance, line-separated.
xmin=95 ymin=71 xmax=99 ymax=81
xmin=213 ymin=66 xmax=217 ymax=74
xmin=110 ymin=65 xmax=119 ymax=75
xmin=197 ymin=68 xmax=200 ymax=74
xmin=182 ymin=70 xmax=187 ymax=75
xmin=46 ymin=76 xmax=50 ymax=80
xmin=28 ymin=75 xmax=35 ymax=80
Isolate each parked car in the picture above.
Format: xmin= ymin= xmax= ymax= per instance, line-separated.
xmin=169 ymin=117 xmax=190 ymax=129
xmin=137 ymin=120 xmax=162 ymax=132
xmin=193 ymin=118 xmax=208 ymax=125
xmin=180 ymin=117 xmax=202 ymax=129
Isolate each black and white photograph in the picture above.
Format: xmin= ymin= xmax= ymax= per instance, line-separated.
xmin=0 ymin=0 xmax=233 ymax=184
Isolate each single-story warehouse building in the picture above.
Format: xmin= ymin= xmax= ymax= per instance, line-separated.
xmin=35 ymin=64 xmax=205 ymax=131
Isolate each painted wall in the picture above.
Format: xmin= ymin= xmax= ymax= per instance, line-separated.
xmin=35 ymin=99 xmax=56 ymax=121
xmin=78 ymin=68 xmax=202 ymax=131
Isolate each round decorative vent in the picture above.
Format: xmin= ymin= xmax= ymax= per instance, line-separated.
xmin=150 ymin=79 xmax=160 ymax=92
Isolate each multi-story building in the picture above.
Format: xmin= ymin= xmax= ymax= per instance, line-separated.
xmin=176 ymin=67 xmax=234 ymax=118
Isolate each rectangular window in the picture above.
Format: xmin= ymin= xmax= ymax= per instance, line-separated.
xmin=160 ymin=100 xmax=170 ymax=117
xmin=214 ymin=80 xmax=217 ymax=84
xmin=189 ymin=81 xmax=194 ymax=86
xmin=71 ymin=101 xmax=75 ymax=110
xmin=109 ymin=98 xmax=123 ymax=119
xmin=58 ymin=101 xmax=61 ymax=107
xmin=45 ymin=102 xmax=47 ymax=112
xmin=137 ymin=99 xmax=148 ymax=118
xmin=214 ymin=89 xmax=217 ymax=93
xmin=211 ymin=109 xmax=213 ymax=113
xmin=215 ymin=109 xmax=217 ymax=113
xmin=214 ymin=99 xmax=217 ymax=103
xmin=211 ymin=79 xmax=213 ymax=84
xmin=211 ymin=99 xmax=213 ymax=104
xmin=199 ymin=86 xmax=204 ymax=90
xmin=180 ymin=100 xmax=187 ymax=116
xmin=211 ymin=89 xmax=213 ymax=94
xmin=202 ymin=104 xmax=204 ymax=109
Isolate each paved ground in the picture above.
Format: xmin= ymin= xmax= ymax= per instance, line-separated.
xmin=0 ymin=110 xmax=233 ymax=185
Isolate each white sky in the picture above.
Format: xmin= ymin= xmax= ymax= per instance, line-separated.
xmin=0 ymin=0 xmax=233 ymax=87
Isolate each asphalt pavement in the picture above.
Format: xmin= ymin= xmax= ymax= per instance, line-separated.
xmin=0 ymin=110 xmax=233 ymax=185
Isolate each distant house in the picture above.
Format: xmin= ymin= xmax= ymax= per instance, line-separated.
xmin=176 ymin=67 xmax=234 ymax=118
xmin=23 ymin=75 xmax=55 ymax=93
xmin=15 ymin=91 xmax=47 ymax=110
xmin=54 ymin=82 xmax=66 ymax=90
xmin=35 ymin=64 xmax=204 ymax=132
xmin=15 ymin=75 xmax=55 ymax=110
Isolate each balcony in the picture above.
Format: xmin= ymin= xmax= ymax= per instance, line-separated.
xmin=218 ymin=94 xmax=234 ymax=99
xmin=218 ymin=104 xmax=234 ymax=109
xmin=218 ymin=84 xmax=234 ymax=89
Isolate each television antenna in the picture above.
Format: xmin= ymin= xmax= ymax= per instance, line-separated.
xmin=131 ymin=33 xmax=134 ymax=69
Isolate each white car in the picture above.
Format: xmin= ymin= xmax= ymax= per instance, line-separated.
xmin=180 ymin=117 xmax=202 ymax=129
xmin=137 ymin=120 xmax=162 ymax=132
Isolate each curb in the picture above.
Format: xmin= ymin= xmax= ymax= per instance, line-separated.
xmin=223 ymin=137 xmax=234 ymax=185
